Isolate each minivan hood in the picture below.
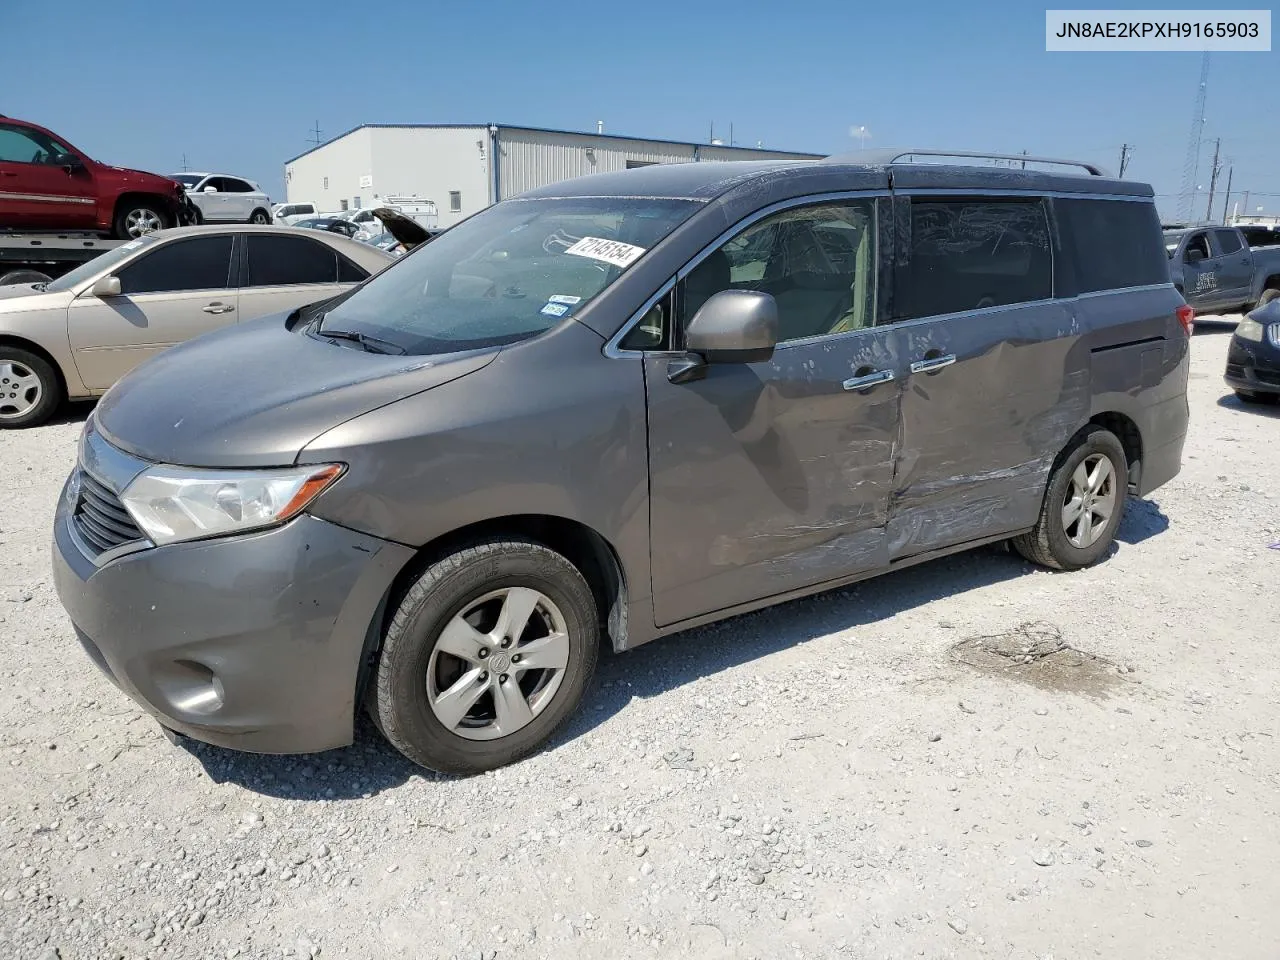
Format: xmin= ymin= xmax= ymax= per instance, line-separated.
xmin=95 ymin=313 xmax=498 ymax=468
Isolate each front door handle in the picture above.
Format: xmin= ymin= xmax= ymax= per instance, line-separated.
xmin=201 ymin=302 xmax=235 ymax=315
xmin=910 ymin=353 xmax=957 ymax=375
xmin=842 ymin=368 xmax=894 ymax=391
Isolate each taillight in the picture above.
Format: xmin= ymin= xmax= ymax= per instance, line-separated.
xmin=1176 ymin=304 xmax=1194 ymax=336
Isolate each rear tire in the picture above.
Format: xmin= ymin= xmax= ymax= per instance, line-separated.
xmin=112 ymin=202 xmax=168 ymax=239
xmin=249 ymin=208 xmax=270 ymax=225
xmin=1012 ymin=426 xmax=1127 ymax=571
xmin=1235 ymin=389 xmax=1279 ymax=405
xmin=0 ymin=346 xmax=62 ymax=429
xmin=370 ymin=539 xmax=599 ymax=775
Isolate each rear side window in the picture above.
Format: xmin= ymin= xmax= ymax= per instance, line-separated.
xmin=245 ymin=235 xmax=337 ymax=286
xmin=117 ymin=236 xmax=234 ymax=294
xmin=1214 ymin=229 xmax=1243 ymax=255
xmin=902 ymin=199 xmax=1051 ymax=318
xmin=337 ymin=255 xmax=368 ymax=282
xmin=1056 ymin=198 xmax=1168 ymax=293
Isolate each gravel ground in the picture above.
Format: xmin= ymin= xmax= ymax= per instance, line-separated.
xmin=1 ymin=323 xmax=1276 ymax=960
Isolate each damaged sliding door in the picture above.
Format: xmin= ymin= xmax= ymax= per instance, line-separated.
xmin=885 ymin=194 xmax=1088 ymax=560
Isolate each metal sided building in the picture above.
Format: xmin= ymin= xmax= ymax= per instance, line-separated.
xmin=283 ymin=124 xmax=821 ymax=227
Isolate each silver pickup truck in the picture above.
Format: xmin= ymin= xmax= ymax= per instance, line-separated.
xmin=1165 ymin=224 xmax=1280 ymax=314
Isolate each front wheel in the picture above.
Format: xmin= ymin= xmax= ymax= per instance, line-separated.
xmin=113 ymin=202 xmax=168 ymax=239
xmin=0 ymin=347 xmax=62 ymax=429
xmin=1012 ymin=426 xmax=1127 ymax=570
xmin=370 ymin=539 xmax=599 ymax=774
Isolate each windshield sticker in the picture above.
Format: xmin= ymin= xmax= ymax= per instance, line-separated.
xmin=563 ymin=237 xmax=646 ymax=269
xmin=548 ymin=294 xmax=582 ymax=305
xmin=540 ymin=302 xmax=570 ymax=318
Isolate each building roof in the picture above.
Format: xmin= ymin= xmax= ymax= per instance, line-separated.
xmin=284 ymin=123 xmax=823 ymax=165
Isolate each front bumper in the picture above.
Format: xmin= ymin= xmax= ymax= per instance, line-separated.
xmin=174 ymin=194 xmax=200 ymax=227
xmin=52 ymin=489 xmax=413 ymax=754
xmin=1225 ymin=336 xmax=1280 ymax=395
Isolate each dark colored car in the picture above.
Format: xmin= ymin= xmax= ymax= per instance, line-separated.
xmin=1225 ymin=299 xmax=1280 ymax=404
xmin=292 ymin=217 xmax=362 ymax=239
xmin=0 ymin=115 xmax=195 ymax=239
xmin=53 ymin=151 xmax=1190 ymax=775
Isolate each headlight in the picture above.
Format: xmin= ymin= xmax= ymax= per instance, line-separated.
xmin=1236 ymin=316 xmax=1265 ymax=342
xmin=120 ymin=463 xmax=343 ymax=545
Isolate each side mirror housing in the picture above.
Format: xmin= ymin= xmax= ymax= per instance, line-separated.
xmin=91 ymin=276 xmax=121 ymax=298
xmin=685 ymin=289 xmax=778 ymax=364
xmin=1186 ymin=247 xmax=1206 ymax=264
xmin=203 ymin=185 xmax=218 ymax=194
xmin=54 ymin=152 xmax=83 ymax=170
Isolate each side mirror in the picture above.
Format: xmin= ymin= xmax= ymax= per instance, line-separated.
xmin=685 ymin=290 xmax=778 ymax=364
xmin=91 ymin=276 xmax=121 ymax=298
xmin=54 ymin=152 xmax=83 ymax=170
xmin=1186 ymin=248 xmax=1206 ymax=264
xmin=203 ymin=185 xmax=218 ymax=194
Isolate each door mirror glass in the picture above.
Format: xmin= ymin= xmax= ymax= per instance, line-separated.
xmin=1185 ymin=247 xmax=1206 ymax=264
xmin=91 ymin=276 xmax=121 ymax=298
xmin=685 ymin=289 xmax=778 ymax=364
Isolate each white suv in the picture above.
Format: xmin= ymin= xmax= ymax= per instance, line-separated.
xmin=172 ymin=173 xmax=272 ymax=224
xmin=272 ymin=201 xmax=320 ymax=226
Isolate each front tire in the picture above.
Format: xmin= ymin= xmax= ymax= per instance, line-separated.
xmin=1012 ymin=426 xmax=1127 ymax=570
xmin=0 ymin=346 xmax=62 ymax=429
xmin=112 ymin=202 xmax=169 ymax=239
xmin=371 ymin=539 xmax=599 ymax=774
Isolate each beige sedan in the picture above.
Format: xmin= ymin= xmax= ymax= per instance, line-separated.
xmin=0 ymin=225 xmax=393 ymax=428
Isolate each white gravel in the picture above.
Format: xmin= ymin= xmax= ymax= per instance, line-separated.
xmin=1 ymin=323 xmax=1276 ymax=959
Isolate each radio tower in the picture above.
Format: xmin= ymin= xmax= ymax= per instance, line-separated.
xmin=1176 ymin=53 xmax=1210 ymax=223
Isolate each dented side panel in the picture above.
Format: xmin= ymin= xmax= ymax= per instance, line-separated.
xmin=886 ymin=300 xmax=1088 ymax=559
xmin=646 ymin=327 xmax=898 ymax=627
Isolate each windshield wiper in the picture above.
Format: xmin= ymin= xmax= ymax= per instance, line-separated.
xmin=316 ymin=323 xmax=406 ymax=355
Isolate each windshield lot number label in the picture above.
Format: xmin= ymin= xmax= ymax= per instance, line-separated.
xmin=564 ymin=237 xmax=647 ymax=269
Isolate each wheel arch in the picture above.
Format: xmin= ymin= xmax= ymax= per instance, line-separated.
xmin=355 ymin=514 xmax=630 ymax=707
xmin=112 ymin=191 xmax=173 ymax=227
xmin=1087 ymin=411 xmax=1142 ymax=492
xmin=0 ymin=334 xmax=69 ymax=402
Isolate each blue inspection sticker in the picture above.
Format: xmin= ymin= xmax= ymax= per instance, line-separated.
xmin=540 ymin=302 xmax=570 ymax=317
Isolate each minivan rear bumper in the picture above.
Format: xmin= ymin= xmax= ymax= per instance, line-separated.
xmin=52 ymin=493 xmax=413 ymax=754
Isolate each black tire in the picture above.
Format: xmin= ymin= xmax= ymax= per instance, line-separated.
xmin=1012 ymin=426 xmax=1127 ymax=571
xmin=111 ymin=201 xmax=169 ymax=240
xmin=0 ymin=269 xmax=52 ymax=286
xmin=248 ymin=208 xmax=271 ymax=225
xmin=0 ymin=346 xmax=62 ymax=429
xmin=1257 ymin=288 xmax=1280 ymax=309
xmin=370 ymin=539 xmax=599 ymax=774
xmin=1235 ymin=389 xmax=1279 ymax=405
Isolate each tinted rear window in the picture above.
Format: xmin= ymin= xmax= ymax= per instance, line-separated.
xmin=1057 ymin=198 xmax=1168 ymax=293
xmin=246 ymin=235 xmax=337 ymax=286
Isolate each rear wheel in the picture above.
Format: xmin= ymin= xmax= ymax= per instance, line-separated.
xmin=1012 ymin=426 xmax=1127 ymax=570
xmin=370 ymin=539 xmax=599 ymax=774
xmin=1235 ymin=389 xmax=1279 ymax=405
xmin=0 ymin=346 xmax=61 ymax=429
xmin=112 ymin=202 xmax=168 ymax=239
xmin=249 ymin=208 xmax=270 ymax=225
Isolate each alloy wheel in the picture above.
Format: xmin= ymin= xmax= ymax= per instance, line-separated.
xmin=426 ymin=587 xmax=571 ymax=741
xmin=124 ymin=208 xmax=163 ymax=237
xmin=1061 ymin=453 xmax=1117 ymax=548
xmin=0 ymin=360 xmax=43 ymax=420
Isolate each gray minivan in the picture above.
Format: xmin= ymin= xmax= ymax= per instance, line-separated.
xmin=53 ymin=151 xmax=1190 ymax=774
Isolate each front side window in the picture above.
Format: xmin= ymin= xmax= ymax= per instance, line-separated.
xmin=901 ymin=199 xmax=1051 ymax=318
xmin=675 ymin=200 xmax=877 ymax=344
xmin=116 ymin=236 xmax=234 ymax=295
xmin=0 ymin=124 xmax=58 ymax=164
xmin=1185 ymin=232 xmax=1211 ymax=262
xmin=245 ymin=235 xmax=338 ymax=286
xmin=314 ymin=197 xmax=699 ymax=355
xmin=1214 ymin=229 xmax=1243 ymax=255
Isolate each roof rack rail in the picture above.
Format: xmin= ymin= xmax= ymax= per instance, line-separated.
xmin=822 ymin=148 xmax=1107 ymax=177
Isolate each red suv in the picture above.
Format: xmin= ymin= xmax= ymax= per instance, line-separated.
xmin=0 ymin=115 xmax=195 ymax=239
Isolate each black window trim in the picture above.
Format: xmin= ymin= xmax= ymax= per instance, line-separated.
xmin=116 ymin=233 xmax=237 ymax=296
xmin=239 ymin=232 xmax=343 ymax=289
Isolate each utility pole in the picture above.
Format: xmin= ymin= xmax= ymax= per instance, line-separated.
xmin=1220 ymin=165 xmax=1234 ymax=224
xmin=181 ymin=153 xmax=189 ymax=172
xmin=1204 ymin=137 xmax=1222 ymax=221
xmin=1241 ymin=191 xmax=1250 ymax=220
xmin=308 ymin=121 xmax=323 ymax=147
xmin=729 ymin=123 xmax=734 ymax=147
xmin=1118 ymin=143 xmax=1133 ymax=178
xmin=1021 ymin=149 xmax=1028 ymax=170
xmin=709 ymin=121 xmax=714 ymax=145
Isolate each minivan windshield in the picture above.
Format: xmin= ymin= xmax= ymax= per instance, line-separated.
xmin=310 ymin=196 xmax=700 ymax=355
xmin=46 ymin=236 xmax=157 ymax=292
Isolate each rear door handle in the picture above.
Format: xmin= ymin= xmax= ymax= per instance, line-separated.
xmin=201 ymin=302 xmax=235 ymax=315
xmin=842 ymin=369 xmax=895 ymax=391
xmin=910 ymin=354 xmax=957 ymax=374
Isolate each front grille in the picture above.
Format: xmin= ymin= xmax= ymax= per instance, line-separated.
xmin=1268 ymin=323 xmax=1280 ymax=349
xmin=73 ymin=469 xmax=144 ymax=556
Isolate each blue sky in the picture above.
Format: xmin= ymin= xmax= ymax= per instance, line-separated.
xmin=7 ymin=0 xmax=1277 ymax=219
